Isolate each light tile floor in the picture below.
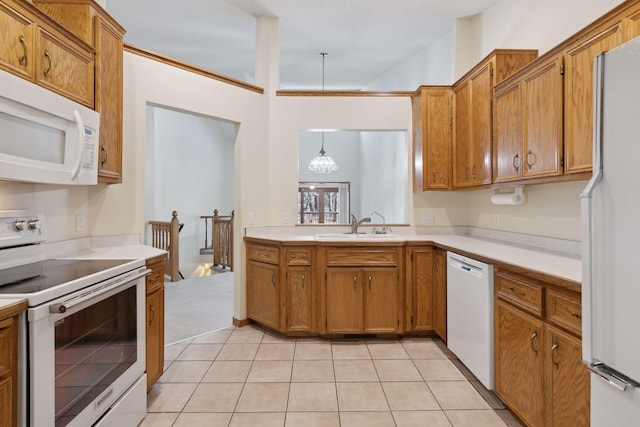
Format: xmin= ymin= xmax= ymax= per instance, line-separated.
xmin=142 ymin=325 xmax=522 ymax=427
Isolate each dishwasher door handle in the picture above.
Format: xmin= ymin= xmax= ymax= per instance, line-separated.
xmin=449 ymin=259 xmax=484 ymax=279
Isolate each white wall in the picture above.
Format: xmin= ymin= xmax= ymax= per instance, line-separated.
xmin=359 ymin=131 xmax=407 ymax=224
xmin=146 ymin=105 xmax=235 ymax=277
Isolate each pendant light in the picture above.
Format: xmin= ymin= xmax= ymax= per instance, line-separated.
xmin=307 ymin=53 xmax=338 ymax=174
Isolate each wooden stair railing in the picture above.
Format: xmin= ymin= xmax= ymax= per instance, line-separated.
xmin=149 ymin=211 xmax=183 ymax=282
xmin=213 ymin=209 xmax=234 ymax=271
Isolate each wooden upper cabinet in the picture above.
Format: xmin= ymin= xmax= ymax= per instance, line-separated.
xmin=94 ymin=13 xmax=124 ymax=183
xmin=622 ymin=3 xmax=640 ymax=40
xmin=0 ymin=1 xmax=35 ymax=79
xmin=35 ymin=25 xmax=94 ymax=107
xmin=453 ymin=50 xmax=538 ymax=188
xmin=564 ymin=21 xmax=622 ymax=175
xmin=412 ymin=87 xmax=453 ymax=191
xmin=33 ymin=0 xmax=125 ymax=183
xmin=493 ymin=80 xmax=523 ymax=182
xmin=494 ymin=55 xmax=565 ymax=183
xmin=453 ymin=80 xmax=472 ymax=187
xmin=522 ymin=56 xmax=563 ymax=179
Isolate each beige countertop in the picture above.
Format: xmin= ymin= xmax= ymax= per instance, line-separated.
xmin=63 ymin=244 xmax=166 ymax=261
xmin=0 ymin=298 xmax=28 ymax=318
xmin=245 ymin=233 xmax=581 ymax=285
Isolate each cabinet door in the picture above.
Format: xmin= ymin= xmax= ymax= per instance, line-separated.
xmin=286 ymin=266 xmax=312 ymax=333
xmin=522 ymin=57 xmax=563 ymax=179
xmin=564 ymin=23 xmax=621 ymax=174
xmin=0 ymin=374 xmax=12 ymax=427
xmin=493 ymin=81 xmax=523 ymax=183
xmin=469 ymin=63 xmax=493 ymax=185
xmin=247 ymin=260 xmax=280 ymax=330
xmin=453 ymin=81 xmax=471 ymax=188
xmin=546 ymin=325 xmax=590 ymax=427
xmin=364 ymin=269 xmax=398 ymax=333
xmin=495 ymin=300 xmax=545 ymax=427
xmin=35 ymin=26 xmax=94 ymax=107
xmin=0 ymin=316 xmax=17 ymax=427
xmin=326 ymin=269 xmax=363 ymax=334
xmin=433 ymin=249 xmax=447 ymax=342
xmin=146 ymin=288 xmax=164 ymax=390
xmin=0 ymin=2 xmax=35 ymax=79
xmin=423 ymin=88 xmax=453 ymax=190
xmin=95 ymin=15 xmax=124 ymax=183
xmin=409 ymin=248 xmax=433 ymax=332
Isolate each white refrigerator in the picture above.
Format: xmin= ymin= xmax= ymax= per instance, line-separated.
xmin=581 ymin=36 xmax=640 ymax=426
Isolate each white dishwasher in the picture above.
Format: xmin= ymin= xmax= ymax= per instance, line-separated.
xmin=447 ymin=251 xmax=494 ymax=390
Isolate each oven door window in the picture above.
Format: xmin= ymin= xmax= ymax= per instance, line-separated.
xmin=53 ymin=285 xmax=137 ymax=426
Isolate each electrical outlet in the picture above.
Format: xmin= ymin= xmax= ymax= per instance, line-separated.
xmin=75 ymin=215 xmax=85 ymax=232
xmin=282 ymin=211 xmax=290 ymax=224
xmin=422 ymin=211 xmax=435 ymax=225
xmin=247 ymin=212 xmax=255 ymax=226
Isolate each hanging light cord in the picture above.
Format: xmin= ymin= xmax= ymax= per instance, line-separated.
xmin=320 ymin=52 xmax=327 ymax=153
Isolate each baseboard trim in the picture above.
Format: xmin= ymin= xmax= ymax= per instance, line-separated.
xmin=233 ymin=317 xmax=252 ymax=327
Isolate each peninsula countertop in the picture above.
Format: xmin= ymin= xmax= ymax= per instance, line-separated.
xmin=244 ymin=233 xmax=581 ymax=285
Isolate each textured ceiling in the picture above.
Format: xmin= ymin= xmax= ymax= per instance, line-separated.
xmin=106 ymin=0 xmax=500 ymax=90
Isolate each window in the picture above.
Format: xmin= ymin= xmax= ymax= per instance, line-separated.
xmin=298 ymin=183 xmax=349 ymax=224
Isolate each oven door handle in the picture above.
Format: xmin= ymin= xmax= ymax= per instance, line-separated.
xmin=49 ymin=268 xmax=151 ymax=314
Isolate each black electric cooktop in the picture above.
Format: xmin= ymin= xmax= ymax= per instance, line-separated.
xmin=0 ymin=259 xmax=135 ymax=294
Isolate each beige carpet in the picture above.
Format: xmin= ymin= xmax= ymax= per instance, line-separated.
xmin=163 ymin=271 xmax=234 ymax=344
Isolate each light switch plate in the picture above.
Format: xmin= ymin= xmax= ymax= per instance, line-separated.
xmin=75 ymin=215 xmax=85 ymax=232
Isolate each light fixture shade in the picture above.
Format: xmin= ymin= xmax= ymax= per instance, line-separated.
xmin=308 ymin=152 xmax=339 ymax=174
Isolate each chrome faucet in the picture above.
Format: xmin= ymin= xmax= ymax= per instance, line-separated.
xmin=350 ymin=214 xmax=371 ymax=234
xmin=371 ymin=211 xmax=390 ymax=234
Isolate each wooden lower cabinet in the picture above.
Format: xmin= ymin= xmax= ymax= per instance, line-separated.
xmin=285 ymin=266 xmax=312 ymax=333
xmin=326 ymin=269 xmax=364 ymax=334
xmin=433 ymin=248 xmax=447 ymax=342
xmin=494 ymin=267 xmax=589 ymax=427
xmin=406 ymin=246 xmax=434 ymax=332
xmin=247 ymin=260 xmax=280 ymax=331
xmin=146 ymin=255 xmax=165 ymax=391
xmin=545 ymin=325 xmax=590 ymax=427
xmin=0 ymin=300 xmax=26 ymax=427
xmin=495 ymin=300 xmax=545 ymax=427
xmin=326 ymin=267 xmax=398 ymax=334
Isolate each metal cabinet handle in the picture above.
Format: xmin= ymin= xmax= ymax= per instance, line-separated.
xmin=101 ymin=145 xmax=108 ymax=165
xmin=551 ymin=343 xmax=559 ymax=368
xmin=301 ymin=274 xmax=305 ymax=289
xmin=43 ymin=49 xmax=52 ymax=77
xmin=513 ymin=153 xmax=520 ymax=171
xmin=526 ymin=149 xmax=537 ymax=170
xmin=272 ymin=273 xmax=276 ymax=286
xmin=18 ymin=35 xmax=27 ymax=65
xmin=353 ymin=274 xmax=357 ymax=291
xmin=472 ymin=165 xmax=477 ymax=180
xmin=149 ymin=305 xmax=155 ymax=324
xmin=464 ymin=166 xmax=468 ymax=179
xmin=432 ymin=169 xmax=436 ymax=183
xmin=508 ymin=286 xmax=525 ymax=297
xmin=570 ymin=311 xmax=581 ymax=319
xmin=530 ymin=331 xmax=538 ymax=355
xmin=368 ymin=275 xmax=372 ymax=291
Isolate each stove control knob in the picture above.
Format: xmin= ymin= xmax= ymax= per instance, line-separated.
xmin=28 ymin=220 xmax=41 ymax=230
xmin=13 ymin=221 xmax=28 ymax=231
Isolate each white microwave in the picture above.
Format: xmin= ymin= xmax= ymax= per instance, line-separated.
xmin=0 ymin=70 xmax=99 ymax=185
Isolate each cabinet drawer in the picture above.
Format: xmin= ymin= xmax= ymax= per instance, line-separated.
xmin=326 ymin=249 xmax=398 ymax=267
xmin=496 ymin=272 xmax=543 ymax=317
xmin=546 ymin=290 xmax=581 ymax=336
xmin=247 ymin=244 xmax=280 ymax=264
xmin=146 ymin=255 xmax=165 ymax=294
xmin=286 ymin=248 xmax=311 ymax=266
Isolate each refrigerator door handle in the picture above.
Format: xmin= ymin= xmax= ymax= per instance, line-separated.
xmin=580 ymin=52 xmax=606 ymax=364
xmin=587 ymin=361 xmax=640 ymax=392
